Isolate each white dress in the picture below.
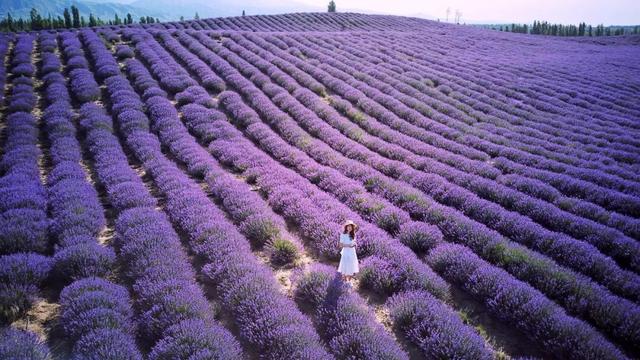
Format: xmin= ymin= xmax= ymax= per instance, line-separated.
xmin=338 ymin=233 xmax=359 ymax=276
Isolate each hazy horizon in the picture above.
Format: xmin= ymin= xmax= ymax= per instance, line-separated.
xmin=310 ymin=0 xmax=640 ymax=26
xmin=20 ymin=0 xmax=640 ymax=25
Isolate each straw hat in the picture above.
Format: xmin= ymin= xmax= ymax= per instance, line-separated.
xmin=343 ymin=220 xmax=358 ymax=231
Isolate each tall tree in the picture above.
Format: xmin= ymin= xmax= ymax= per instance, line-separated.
xmin=6 ymin=13 xmax=14 ymax=31
xmin=195 ymin=12 xmax=200 ymax=20
xmin=63 ymin=7 xmax=72 ymax=28
xmin=29 ymin=8 xmax=42 ymax=30
xmin=71 ymin=5 xmax=80 ymax=27
xmin=126 ymin=13 xmax=133 ymax=24
xmin=89 ymin=13 xmax=97 ymax=27
xmin=328 ymin=0 xmax=336 ymax=12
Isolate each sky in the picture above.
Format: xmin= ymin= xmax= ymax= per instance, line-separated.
xmin=103 ymin=0 xmax=640 ymax=25
xmin=300 ymin=0 xmax=640 ymax=25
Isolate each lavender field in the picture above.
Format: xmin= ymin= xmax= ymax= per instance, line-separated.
xmin=1 ymin=12 xmax=639 ymax=360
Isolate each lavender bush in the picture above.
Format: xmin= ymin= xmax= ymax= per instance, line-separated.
xmin=0 ymin=327 xmax=52 ymax=360
xmin=387 ymin=290 xmax=493 ymax=359
xmin=294 ymin=264 xmax=409 ymax=360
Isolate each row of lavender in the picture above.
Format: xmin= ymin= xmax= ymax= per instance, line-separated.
xmin=0 ymin=33 xmax=55 ymax=358
xmin=375 ymin=34 xmax=640 ymax=177
xmin=284 ymin=29 xmax=640 ymax=174
xmin=46 ymin=30 xmax=142 ymax=359
xmin=129 ymin=23 xmax=636 ymax=358
xmin=356 ymin=37 xmax=640 ymax=186
xmin=369 ymin=32 xmax=640 ymax=172
xmin=210 ymin=82 xmax=628 ymax=359
xmin=221 ymin=30 xmax=640 ymax=299
xmin=312 ymin=32 xmax=640 ymax=185
xmin=82 ymin=29 xmax=338 ymax=359
xmin=75 ymin=28 xmax=245 ymax=358
xmin=117 ymin=27 xmax=487 ymax=359
xmin=146 ymin=13 xmax=435 ymax=32
xmin=122 ymin=28 xmax=499 ymax=359
xmin=281 ymin=34 xmax=640 ymax=210
xmin=5 ymin=28 xmax=230 ymax=358
xmin=120 ymin=40 xmax=411 ymax=359
xmin=1 ymin=26 xmax=437 ymax=359
xmin=164 ymin=28 xmax=639 ymax=352
xmin=139 ymin=30 xmax=632 ymax=358
xmin=373 ymin=28 xmax=640 ymax=127
xmin=0 ymin=14 xmax=637 ymax=359
xmin=154 ymin=14 xmax=639 ymax=121
xmin=212 ymin=28 xmax=640 ymax=256
xmin=2 ymin=29 xmax=142 ymax=359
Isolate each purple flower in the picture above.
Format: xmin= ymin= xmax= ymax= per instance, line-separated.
xmin=387 ymin=290 xmax=493 ymax=359
xmin=148 ymin=319 xmax=242 ymax=360
xmin=0 ymin=327 xmax=51 ymax=360
xmin=53 ymin=243 xmax=116 ymax=283
xmin=295 ymin=264 xmax=409 ymax=359
xmin=0 ymin=253 xmax=51 ymax=322
xmin=428 ymin=243 xmax=626 ymax=359
xmin=72 ymin=328 xmax=143 ymax=360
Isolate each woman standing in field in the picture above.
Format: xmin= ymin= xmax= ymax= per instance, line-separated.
xmin=338 ymin=220 xmax=359 ymax=283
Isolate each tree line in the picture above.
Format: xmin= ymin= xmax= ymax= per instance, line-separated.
xmin=491 ymin=20 xmax=639 ymax=36
xmin=0 ymin=6 xmax=161 ymax=32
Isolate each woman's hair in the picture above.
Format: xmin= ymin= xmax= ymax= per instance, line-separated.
xmin=343 ymin=224 xmax=356 ymax=239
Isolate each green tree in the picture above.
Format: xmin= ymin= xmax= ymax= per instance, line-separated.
xmin=328 ymin=0 xmax=336 ymax=12
xmin=63 ymin=7 xmax=72 ymax=28
xmin=126 ymin=13 xmax=133 ymax=24
xmin=71 ymin=5 xmax=80 ymax=27
xmin=89 ymin=13 xmax=97 ymax=27
xmin=29 ymin=8 xmax=42 ymax=30
xmin=195 ymin=12 xmax=200 ymax=20
xmin=6 ymin=13 xmax=14 ymax=31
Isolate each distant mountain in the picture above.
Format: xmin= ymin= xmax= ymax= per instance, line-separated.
xmin=0 ymin=0 xmax=172 ymax=21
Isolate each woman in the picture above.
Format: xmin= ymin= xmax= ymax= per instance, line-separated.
xmin=338 ymin=220 xmax=359 ymax=283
